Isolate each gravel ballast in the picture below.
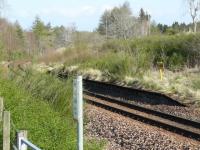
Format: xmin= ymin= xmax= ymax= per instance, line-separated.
xmin=85 ymin=104 xmax=200 ymax=150
xmin=93 ymin=93 xmax=200 ymax=123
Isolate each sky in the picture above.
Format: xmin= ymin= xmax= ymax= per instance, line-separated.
xmin=2 ymin=0 xmax=192 ymax=31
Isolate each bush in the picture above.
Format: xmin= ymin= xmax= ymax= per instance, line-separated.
xmin=102 ymin=34 xmax=200 ymax=70
xmin=82 ymin=52 xmax=134 ymax=79
xmin=0 ymin=70 xmax=106 ymax=149
xmin=10 ymin=70 xmax=73 ymax=115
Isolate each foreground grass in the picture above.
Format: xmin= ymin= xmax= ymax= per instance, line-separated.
xmin=0 ymin=70 xmax=105 ymax=150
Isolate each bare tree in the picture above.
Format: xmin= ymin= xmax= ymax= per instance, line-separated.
xmin=98 ymin=2 xmax=138 ymax=39
xmin=187 ymin=0 xmax=200 ymax=32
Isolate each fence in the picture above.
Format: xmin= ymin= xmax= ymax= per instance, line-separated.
xmin=0 ymin=97 xmax=41 ymax=150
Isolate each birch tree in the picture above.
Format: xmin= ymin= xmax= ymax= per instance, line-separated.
xmin=98 ymin=2 xmax=137 ymax=39
xmin=139 ymin=8 xmax=151 ymax=36
xmin=187 ymin=0 xmax=200 ymax=32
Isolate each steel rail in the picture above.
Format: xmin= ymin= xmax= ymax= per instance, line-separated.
xmin=84 ymin=91 xmax=200 ymax=141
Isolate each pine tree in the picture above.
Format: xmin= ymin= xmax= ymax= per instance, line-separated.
xmin=15 ymin=21 xmax=25 ymax=49
xmin=32 ymin=16 xmax=47 ymax=39
xmin=139 ymin=8 xmax=146 ymax=21
xmin=32 ymin=16 xmax=49 ymax=54
xmin=15 ymin=21 xmax=24 ymax=41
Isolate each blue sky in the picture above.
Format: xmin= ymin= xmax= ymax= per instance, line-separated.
xmin=3 ymin=0 xmax=191 ymax=31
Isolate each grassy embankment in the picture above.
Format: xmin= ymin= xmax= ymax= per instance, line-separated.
xmin=0 ymin=68 xmax=106 ymax=149
xmin=39 ymin=34 xmax=200 ymax=107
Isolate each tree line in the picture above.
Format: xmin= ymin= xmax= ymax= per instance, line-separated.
xmin=0 ymin=16 xmax=76 ymax=59
xmin=97 ymin=1 xmax=200 ymax=39
xmin=97 ymin=2 xmax=151 ymax=39
xmin=1 ymin=0 xmax=200 ymax=60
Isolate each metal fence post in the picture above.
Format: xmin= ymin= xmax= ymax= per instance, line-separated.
xmin=3 ymin=111 xmax=10 ymax=150
xmin=0 ymin=97 xmax=3 ymax=121
xmin=77 ymin=76 xmax=83 ymax=150
xmin=17 ymin=130 xmax=28 ymax=150
xmin=73 ymin=76 xmax=83 ymax=150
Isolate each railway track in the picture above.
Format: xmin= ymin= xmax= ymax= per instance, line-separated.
xmin=83 ymin=79 xmax=185 ymax=106
xmin=83 ymin=79 xmax=200 ymax=141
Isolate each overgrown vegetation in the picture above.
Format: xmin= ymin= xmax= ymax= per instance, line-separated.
xmin=0 ymin=1 xmax=200 ymax=148
xmin=79 ymin=52 xmax=134 ymax=80
xmin=42 ymin=33 xmax=200 ymax=72
xmin=11 ymin=70 xmax=73 ymax=114
xmin=102 ymin=34 xmax=200 ymax=70
xmin=36 ymin=33 xmax=200 ymax=106
xmin=0 ymin=70 xmax=106 ymax=149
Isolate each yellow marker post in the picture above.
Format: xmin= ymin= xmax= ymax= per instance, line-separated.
xmin=158 ymin=62 xmax=164 ymax=81
xmin=160 ymin=68 xmax=163 ymax=81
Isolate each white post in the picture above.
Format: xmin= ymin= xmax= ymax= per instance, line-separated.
xmin=0 ymin=97 xmax=3 ymax=122
xmin=73 ymin=76 xmax=83 ymax=150
xmin=17 ymin=130 xmax=28 ymax=150
xmin=3 ymin=111 xmax=10 ymax=150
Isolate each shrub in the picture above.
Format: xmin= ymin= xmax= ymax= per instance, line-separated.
xmin=101 ymin=34 xmax=200 ymax=70
xmin=0 ymin=70 xmax=106 ymax=149
xmin=82 ymin=52 xmax=134 ymax=79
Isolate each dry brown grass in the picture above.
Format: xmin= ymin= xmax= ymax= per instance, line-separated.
xmin=122 ymin=69 xmax=200 ymax=106
xmin=38 ymin=46 xmax=99 ymax=65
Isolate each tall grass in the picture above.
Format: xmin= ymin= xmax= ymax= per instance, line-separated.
xmin=0 ymin=69 xmax=106 ymax=149
xmin=39 ymin=46 xmax=97 ymax=66
xmin=80 ymin=52 xmax=135 ymax=80
xmin=192 ymin=77 xmax=200 ymax=90
xmin=102 ymin=34 xmax=200 ymax=70
xmin=39 ymin=34 xmax=200 ymax=75
xmin=11 ymin=70 xmax=73 ymax=115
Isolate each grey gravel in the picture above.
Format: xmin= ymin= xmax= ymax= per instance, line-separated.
xmin=85 ymin=104 xmax=200 ymax=150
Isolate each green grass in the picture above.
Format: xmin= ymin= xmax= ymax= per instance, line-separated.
xmin=0 ymin=70 xmax=106 ymax=150
xmin=102 ymin=34 xmax=200 ymax=70
xmin=80 ymin=52 xmax=134 ymax=80
xmin=10 ymin=70 xmax=73 ymax=115
xmin=192 ymin=78 xmax=200 ymax=90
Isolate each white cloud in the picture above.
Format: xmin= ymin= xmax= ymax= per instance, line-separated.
xmin=100 ymin=4 xmax=115 ymax=12
xmin=82 ymin=6 xmax=97 ymax=15
xmin=15 ymin=5 xmax=98 ymax=19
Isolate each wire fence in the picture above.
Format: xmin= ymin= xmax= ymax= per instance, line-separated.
xmin=1 ymin=98 xmax=41 ymax=150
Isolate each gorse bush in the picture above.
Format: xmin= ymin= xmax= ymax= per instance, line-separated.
xmin=102 ymin=34 xmax=200 ymax=70
xmin=81 ymin=52 xmax=134 ymax=79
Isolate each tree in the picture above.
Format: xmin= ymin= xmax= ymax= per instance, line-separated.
xmin=172 ymin=22 xmax=180 ymax=32
xmin=32 ymin=16 xmax=47 ymax=39
xmin=139 ymin=8 xmax=146 ymax=21
xmin=15 ymin=22 xmax=24 ymax=40
xmin=187 ymin=0 xmax=200 ymax=32
xmin=14 ymin=21 xmax=25 ymax=49
xmin=52 ymin=24 xmax=76 ymax=48
xmin=32 ymin=16 xmax=49 ymax=54
xmin=179 ymin=23 xmax=187 ymax=31
xmin=98 ymin=2 xmax=137 ymax=39
xmin=53 ymin=26 xmax=67 ymax=47
xmin=139 ymin=8 xmax=151 ymax=36
xmin=97 ymin=10 xmax=110 ymax=36
xmin=157 ymin=24 xmax=168 ymax=33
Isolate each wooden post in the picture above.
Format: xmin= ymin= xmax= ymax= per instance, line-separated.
xmin=3 ymin=111 xmax=10 ymax=150
xmin=17 ymin=130 xmax=28 ymax=150
xmin=0 ymin=97 xmax=3 ymax=121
